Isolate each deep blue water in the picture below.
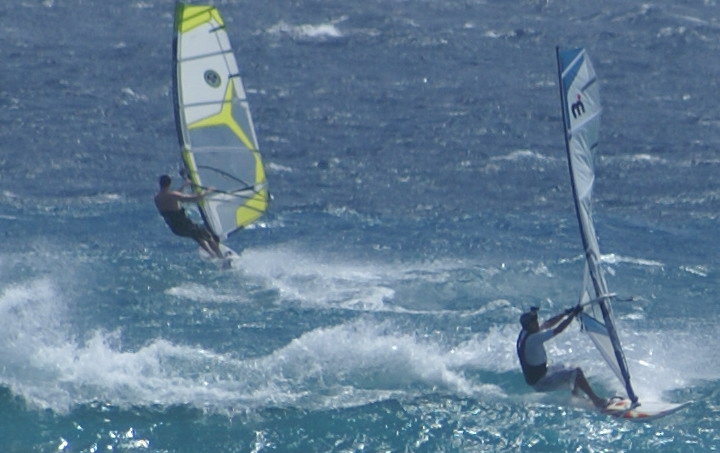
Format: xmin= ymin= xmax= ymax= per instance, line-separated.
xmin=1 ymin=0 xmax=719 ymax=451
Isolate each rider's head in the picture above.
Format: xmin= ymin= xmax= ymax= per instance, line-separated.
xmin=159 ymin=175 xmax=172 ymax=188
xmin=519 ymin=306 xmax=539 ymax=331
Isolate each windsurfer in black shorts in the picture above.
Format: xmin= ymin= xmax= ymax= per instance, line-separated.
xmin=154 ymin=174 xmax=224 ymax=259
xmin=516 ymin=306 xmax=607 ymax=408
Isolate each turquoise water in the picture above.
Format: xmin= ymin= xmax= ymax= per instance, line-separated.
xmin=1 ymin=0 xmax=718 ymax=451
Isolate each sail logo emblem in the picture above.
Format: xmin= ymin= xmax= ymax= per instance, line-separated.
xmin=204 ymin=70 xmax=222 ymax=88
xmin=571 ymin=94 xmax=585 ymax=119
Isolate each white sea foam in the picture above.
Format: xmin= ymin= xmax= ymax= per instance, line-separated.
xmin=267 ymin=162 xmax=293 ymax=173
xmin=229 ymin=245 xmax=484 ymax=314
xmin=166 ymin=282 xmax=248 ymax=304
xmin=623 ymin=326 xmax=717 ymax=401
xmin=601 ymin=253 xmax=663 ymax=267
xmin=268 ymin=19 xmax=346 ymax=41
xmin=256 ymin=318 xmax=489 ymax=402
xmin=0 ymin=268 xmax=708 ymax=416
xmin=490 ymin=149 xmax=552 ymax=162
xmin=1 ymin=285 xmax=497 ymax=413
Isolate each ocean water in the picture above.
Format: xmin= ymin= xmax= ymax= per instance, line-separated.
xmin=1 ymin=0 xmax=719 ymax=451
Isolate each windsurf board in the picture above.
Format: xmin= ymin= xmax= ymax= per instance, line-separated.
xmin=601 ymin=398 xmax=690 ymax=421
xmin=197 ymin=243 xmax=239 ymax=269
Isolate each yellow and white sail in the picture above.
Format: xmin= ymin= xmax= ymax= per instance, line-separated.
xmin=173 ymin=3 xmax=268 ymax=240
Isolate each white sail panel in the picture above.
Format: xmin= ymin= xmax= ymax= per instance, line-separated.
xmin=578 ymin=265 xmax=626 ymax=385
xmin=557 ymin=47 xmax=638 ymax=404
xmin=173 ymin=4 xmax=268 ymax=240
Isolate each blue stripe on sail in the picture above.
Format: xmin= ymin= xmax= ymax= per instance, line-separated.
xmin=558 ymin=47 xmax=583 ymax=72
xmin=559 ymin=48 xmax=584 ymax=103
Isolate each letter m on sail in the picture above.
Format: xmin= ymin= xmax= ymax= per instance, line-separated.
xmin=571 ymin=94 xmax=585 ymax=119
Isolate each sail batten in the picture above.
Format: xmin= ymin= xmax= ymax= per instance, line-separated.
xmin=173 ymin=3 xmax=268 ymax=241
xmin=556 ymin=47 xmax=638 ymax=404
xmin=179 ymin=52 xmax=236 ymax=64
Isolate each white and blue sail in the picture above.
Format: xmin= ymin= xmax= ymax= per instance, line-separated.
xmin=556 ymin=47 xmax=638 ymax=405
xmin=173 ymin=3 xmax=269 ymax=241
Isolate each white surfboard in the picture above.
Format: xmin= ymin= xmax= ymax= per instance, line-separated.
xmin=601 ymin=398 xmax=691 ymax=421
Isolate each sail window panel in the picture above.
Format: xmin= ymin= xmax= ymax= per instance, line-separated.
xmin=230 ymin=97 xmax=260 ymax=150
xmin=189 ymin=123 xmax=248 ymax=151
xmin=205 ymin=199 xmax=240 ymax=238
xmin=580 ymin=313 xmax=626 ymax=383
xmin=204 ymin=190 xmax=265 ymax=238
xmin=580 ymin=276 xmax=623 ymax=384
xmin=188 ymin=147 xmax=256 ymax=192
xmin=202 ymin=199 xmax=223 ymax=237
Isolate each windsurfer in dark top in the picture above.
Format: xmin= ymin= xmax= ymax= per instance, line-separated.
xmin=516 ymin=306 xmax=607 ymax=408
xmin=154 ymin=174 xmax=224 ymax=259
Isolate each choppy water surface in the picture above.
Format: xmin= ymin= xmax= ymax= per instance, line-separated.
xmin=0 ymin=0 xmax=718 ymax=451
